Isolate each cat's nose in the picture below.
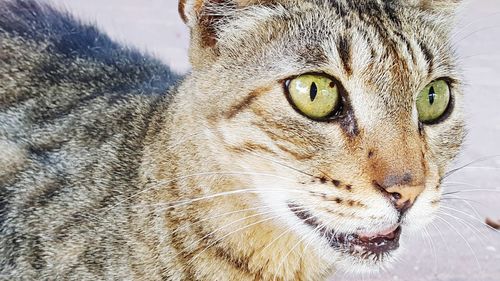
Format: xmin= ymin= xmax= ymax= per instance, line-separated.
xmin=373 ymin=178 xmax=425 ymax=214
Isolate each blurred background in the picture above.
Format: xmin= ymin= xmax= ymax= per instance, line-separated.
xmin=41 ymin=0 xmax=500 ymax=280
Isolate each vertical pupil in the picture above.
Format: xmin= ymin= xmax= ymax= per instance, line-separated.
xmin=428 ymin=86 xmax=436 ymax=105
xmin=310 ymin=82 xmax=318 ymax=102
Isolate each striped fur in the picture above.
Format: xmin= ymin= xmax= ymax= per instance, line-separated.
xmin=1 ymin=0 xmax=464 ymax=280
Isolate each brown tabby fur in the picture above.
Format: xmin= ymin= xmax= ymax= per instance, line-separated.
xmin=0 ymin=0 xmax=465 ymax=280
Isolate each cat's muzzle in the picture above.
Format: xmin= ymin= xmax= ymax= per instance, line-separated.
xmin=288 ymin=203 xmax=402 ymax=260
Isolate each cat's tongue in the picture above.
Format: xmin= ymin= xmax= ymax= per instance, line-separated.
xmin=357 ymin=225 xmax=399 ymax=241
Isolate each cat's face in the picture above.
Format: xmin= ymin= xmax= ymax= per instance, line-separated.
xmin=180 ymin=0 xmax=464 ymax=273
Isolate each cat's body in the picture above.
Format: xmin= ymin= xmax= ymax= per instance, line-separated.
xmin=1 ymin=0 xmax=465 ymax=280
xmin=0 ymin=2 xmax=181 ymax=279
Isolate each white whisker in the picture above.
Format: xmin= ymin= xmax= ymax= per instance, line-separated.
xmin=443 ymin=155 xmax=500 ymax=179
xmin=436 ymin=210 xmax=490 ymax=244
xmin=435 ymin=215 xmax=482 ymax=272
xmin=185 ymin=204 xmax=311 ymax=267
xmin=439 ymin=205 xmax=500 ymax=233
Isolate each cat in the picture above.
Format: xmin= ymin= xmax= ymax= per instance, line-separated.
xmin=0 ymin=0 xmax=466 ymax=280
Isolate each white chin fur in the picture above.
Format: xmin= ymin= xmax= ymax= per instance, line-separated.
xmin=333 ymin=246 xmax=403 ymax=275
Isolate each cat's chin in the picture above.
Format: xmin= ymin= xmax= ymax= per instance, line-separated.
xmin=332 ymin=246 xmax=402 ymax=275
xmin=327 ymin=234 xmax=403 ymax=276
xmin=288 ymin=203 xmax=403 ymax=272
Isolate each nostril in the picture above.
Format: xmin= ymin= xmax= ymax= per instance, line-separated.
xmin=373 ymin=181 xmax=409 ymax=211
xmin=373 ymin=179 xmax=422 ymax=215
xmin=374 ymin=181 xmax=401 ymax=203
xmin=390 ymin=192 xmax=402 ymax=201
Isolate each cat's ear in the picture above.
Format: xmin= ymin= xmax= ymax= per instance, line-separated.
xmin=178 ymin=0 xmax=270 ymax=69
xmin=179 ymin=0 xmax=265 ymax=27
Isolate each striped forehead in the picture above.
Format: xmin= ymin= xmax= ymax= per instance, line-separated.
xmin=278 ymin=1 xmax=453 ymax=128
xmin=318 ymin=5 xmax=435 ymax=77
xmin=219 ymin=0 xmax=454 ymax=95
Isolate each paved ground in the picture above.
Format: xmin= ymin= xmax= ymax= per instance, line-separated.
xmin=42 ymin=1 xmax=500 ymax=280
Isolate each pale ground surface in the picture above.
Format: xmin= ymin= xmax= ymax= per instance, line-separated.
xmin=41 ymin=1 xmax=500 ymax=280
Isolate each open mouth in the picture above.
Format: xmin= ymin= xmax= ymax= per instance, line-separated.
xmin=288 ymin=203 xmax=402 ymax=259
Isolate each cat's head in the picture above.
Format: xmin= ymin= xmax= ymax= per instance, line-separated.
xmin=177 ymin=0 xmax=465 ymax=274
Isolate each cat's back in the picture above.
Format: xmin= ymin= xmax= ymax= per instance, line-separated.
xmin=0 ymin=0 xmax=179 ymax=278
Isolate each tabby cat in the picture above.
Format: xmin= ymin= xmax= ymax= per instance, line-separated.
xmin=0 ymin=0 xmax=465 ymax=280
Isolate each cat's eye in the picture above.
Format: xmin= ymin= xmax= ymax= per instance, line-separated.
xmin=285 ymin=74 xmax=342 ymax=121
xmin=416 ymin=79 xmax=451 ymax=124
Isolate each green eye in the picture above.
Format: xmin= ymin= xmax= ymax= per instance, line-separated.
xmin=286 ymin=74 xmax=341 ymax=120
xmin=416 ymin=80 xmax=451 ymax=123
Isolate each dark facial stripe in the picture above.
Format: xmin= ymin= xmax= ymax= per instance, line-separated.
xmin=348 ymin=0 xmax=383 ymax=17
xmin=251 ymin=122 xmax=316 ymax=160
xmin=334 ymin=0 xmax=415 ymax=76
xmin=166 ymin=213 xmax=197 ymax=280
xmin=393 ymin=30 xmax=417 ymax=65
xmin=225 ymin=87 xmax=270 ymax=119
xmin=190 ymin=218 xmax=254 ymax=275
xmin=297 ymin=45 xmax=329 ymax=66
xmin=418 ymin=39 xmax=435 ymax=74
xmin=276 ymin=143 xmax=314 ymax=161
xmin=336 ymin=35 xmax=353 ymax=76
xmin=356 ymin=27 xmax=377 ymax=58
xmin=228 ymin=141 xmax=276 ymax=155
xmin=213 ymin=246 xmax=253 ymax=275
xmin=382 ymin=2 xmax=402 ymax=27
xmin=328 ymin=0 xmax=348 ymax=18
